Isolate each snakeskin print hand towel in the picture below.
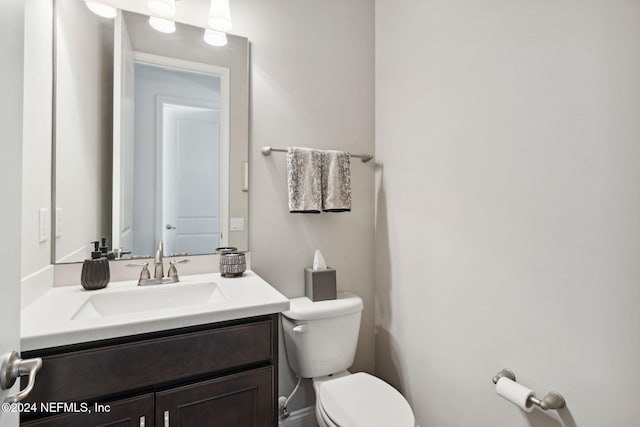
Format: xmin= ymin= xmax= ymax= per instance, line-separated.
xmin=287 ymin=147 xmax=323 ymax=213
xmin=322 ymin=150 xmax=351 ymax=212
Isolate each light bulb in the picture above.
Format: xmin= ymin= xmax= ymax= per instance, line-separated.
xmin=203 ymin=29 xmax=228 ymax=47
xmin=149 ymin=16 xmax=176 ymax=33
xmin=85 ymin=1 xmax=117 ymax=19
xmin=148 ymin=0 xmax=176 ymax=18
xmin=208 ymin=0 xmax=232 ymax=32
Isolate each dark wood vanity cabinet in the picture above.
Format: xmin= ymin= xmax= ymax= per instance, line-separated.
xmin=156 ymin=366 xmax=273 ymax=427
xmin=20 ymin=314 xmax=278 ymax=427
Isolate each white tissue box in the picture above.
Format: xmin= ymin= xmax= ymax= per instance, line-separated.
xmin=304 ymin=268 xmax=337 ymax=301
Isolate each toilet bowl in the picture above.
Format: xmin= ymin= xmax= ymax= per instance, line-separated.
xmin=281 ymin=293 xmax=415 ymax=427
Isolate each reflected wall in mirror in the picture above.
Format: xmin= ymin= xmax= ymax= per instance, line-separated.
xmin=53 ymin=0 xmax=249 ymax=263
xmin=54 ymin=0 xmax=114 ymax=264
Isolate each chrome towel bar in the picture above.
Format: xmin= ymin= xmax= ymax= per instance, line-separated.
xmin=492 ymin=369 xmax=566 ymax=411
xmin=261 ymin=146 xmax=374 ymax=163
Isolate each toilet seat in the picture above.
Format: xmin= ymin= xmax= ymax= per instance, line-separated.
xmin=317 ymin=372 xmax=415 ymax=427
xmin=316 ymin=402 xmax=340 ymax=427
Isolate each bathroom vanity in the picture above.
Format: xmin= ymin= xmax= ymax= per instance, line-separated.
xmin=19 ymin=272 xmax=289 ymax=427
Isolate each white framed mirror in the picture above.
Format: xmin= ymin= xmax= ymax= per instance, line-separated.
xmin=52 ymin=0 xmax=249 ymax=263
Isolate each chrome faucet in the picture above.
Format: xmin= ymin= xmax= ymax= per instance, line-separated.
xmin=154 ymin=241 xmax=164 ymax=279
xmin=126 ymin=242 xmax=191 ymax=286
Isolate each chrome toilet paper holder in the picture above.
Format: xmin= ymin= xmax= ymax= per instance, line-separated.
xmin=492 ymin=368 xmax=566 ymax=410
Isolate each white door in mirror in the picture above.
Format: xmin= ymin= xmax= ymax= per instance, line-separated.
xmin=162 ymin=103 xmax=221 ymax=255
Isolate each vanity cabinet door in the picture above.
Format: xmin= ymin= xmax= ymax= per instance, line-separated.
xmin=21 ymin=393 xmax=154 ymax=427
xmin=155 ymin=366 xmax=274 ymax=427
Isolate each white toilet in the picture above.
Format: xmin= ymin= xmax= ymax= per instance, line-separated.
xmin=281 ymin=292 xmax=415 ymax=427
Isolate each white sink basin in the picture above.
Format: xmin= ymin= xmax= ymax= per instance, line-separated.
xmin=21 ymin=271 xmax=291 ymax=351
xmin=71 ymin=282 xmax=225 ymax=320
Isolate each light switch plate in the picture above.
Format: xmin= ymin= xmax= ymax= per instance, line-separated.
xmin=230 ymin=217 xmax=245 ymax=231
xmin=39 ymin=208 xmax=49 ymax=243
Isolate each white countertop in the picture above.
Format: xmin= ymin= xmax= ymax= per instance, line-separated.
xmin=21 ymin=271 xmax=289 ymax=351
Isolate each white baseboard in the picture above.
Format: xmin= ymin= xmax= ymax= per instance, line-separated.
xmin=278 ymin=406 xmax=318 ymax=427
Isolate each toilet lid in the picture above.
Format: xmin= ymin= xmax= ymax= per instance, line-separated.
xmin=318 ymin=373 xmax=414 ymax=427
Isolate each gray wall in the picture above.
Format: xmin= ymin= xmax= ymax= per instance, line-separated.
xmin=375 ymin=1 xmax=640 ymax=426
xmin=54 ymin=0 xmax=113 ymax=263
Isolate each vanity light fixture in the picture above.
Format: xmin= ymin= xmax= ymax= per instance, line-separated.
xmin=148 ymin=0 xmax=176 ymax=18
xmin=85 ymin=1 xmax=117 ymax=19
xmin=149 ymin=16 xmax=176 ymax=33
xmin=203 ymin=28 xmax=228 ymax=47
xmin=208 ymin=0 xmax=232 ymax=32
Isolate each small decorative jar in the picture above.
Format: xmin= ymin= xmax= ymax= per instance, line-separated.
xmin=218 ymin=251 xmax=246 ymax=278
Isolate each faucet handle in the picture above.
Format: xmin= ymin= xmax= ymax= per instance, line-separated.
xmin=168 ymin=259 xmax=190 ymax=281
xmin=126 ymin=262 xmax=151 ymax=285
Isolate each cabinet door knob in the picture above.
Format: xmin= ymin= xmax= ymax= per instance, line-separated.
xmin=139 ymin=415 xmax=146 ymax=427
xmin=164 ymin=410 xmax=170 ymax=427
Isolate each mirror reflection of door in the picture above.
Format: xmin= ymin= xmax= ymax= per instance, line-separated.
xmin=125 ymin=61 xmax=227 ymax=258
xmin=161 ymin=102 xmax=221 ymax=256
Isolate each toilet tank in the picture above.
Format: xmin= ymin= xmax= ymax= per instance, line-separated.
xmin=281 ymin=292 xmax=363 ymax=378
